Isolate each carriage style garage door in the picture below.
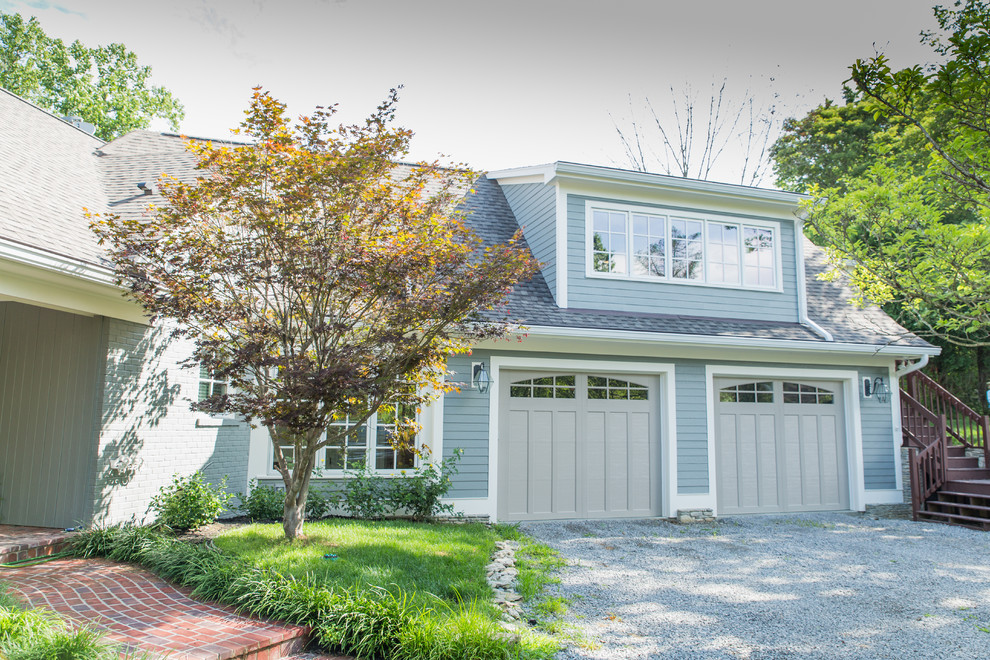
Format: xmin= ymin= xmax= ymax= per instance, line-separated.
xmin=498 ymin=371 xmax=661 ymax=521
xmin=714 ymin=378 xmax=849 ymax=514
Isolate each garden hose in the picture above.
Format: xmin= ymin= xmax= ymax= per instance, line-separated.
xmin=0 ymin=551 xmax=74 ymax=568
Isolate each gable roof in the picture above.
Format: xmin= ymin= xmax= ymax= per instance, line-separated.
xmin=0 ymin=92 xmax=934 ymax=354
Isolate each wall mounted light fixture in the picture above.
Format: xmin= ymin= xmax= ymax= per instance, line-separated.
xmin=472 ymin=362 xmax=491 ymax=394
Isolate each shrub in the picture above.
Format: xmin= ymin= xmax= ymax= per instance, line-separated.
xmin=339 ymin=451 xmax=462 ymax=521
xmin=387 ymin=453 xmax=460 ymax=521
xmin=148 ymin=472 xmax=233 ymax=533
xmin=305 ymin=486 xmax=335 ymax=520
xmin=339 ymin=466 xmax=390 ymax=520
xmin=236 ymin=480 xmax=285 ymax=522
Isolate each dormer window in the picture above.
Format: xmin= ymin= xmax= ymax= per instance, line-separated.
xmin=587 ymin=201 xmax=779 ymax=291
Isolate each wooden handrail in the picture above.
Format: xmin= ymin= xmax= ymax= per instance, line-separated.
xmin=903 ymin=370 xmax=987 ymax=449
xmin=904 ymin=411 xmax=948 ymax=521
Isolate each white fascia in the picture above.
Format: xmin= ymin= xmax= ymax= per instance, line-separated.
xmin=705 ymin=364 xmax=867 ymax=514
xmin=0 ymin=238 xmax=147 ymax=323
xmin=486 ymin=164 xmax=556 ymax=185
xmin=554 ymin=182 xmax=568 ymax=308
xmin=522 ymin=324 xmax=940 ymax=359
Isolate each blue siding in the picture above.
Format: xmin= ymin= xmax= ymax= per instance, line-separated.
xmin=859 ymin=366 xmax=897 ymax=489
xmin=442 ymin=352 xmax=491 ymax=498
xmin=438 ymin=349 xmax=898 ymax=504
xmin=674 ymin=361 xmax=710 ymax=493
xmin=500 ymin=183 xmax=557 ymax=297
xmin=566 ymin=194 xmax=801 ymax=322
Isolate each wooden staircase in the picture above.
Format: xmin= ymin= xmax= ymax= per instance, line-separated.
xmin=901 ymin=370 xmax=990 ymax=530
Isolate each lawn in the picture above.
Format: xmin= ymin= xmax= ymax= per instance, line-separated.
xmin=213 ymin=518 xmax=497 ymax=608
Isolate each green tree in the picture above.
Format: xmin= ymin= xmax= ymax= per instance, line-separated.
xmin=91 ymin=89 xmax=538 ymax=540
xmin=785 ymin=1 xmax=990 ymax=406
xmin=0 ymin=12 xmax=183 ymax=140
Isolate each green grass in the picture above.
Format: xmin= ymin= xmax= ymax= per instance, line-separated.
xmin=213 ymin=519 xmax=497 ymax=608
xmin=0 ymin=583 xmax=135 ymax=660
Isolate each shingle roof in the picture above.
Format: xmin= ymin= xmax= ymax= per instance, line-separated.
xmin=0 ymin=89 xmax=107 ymax=266
xmin=0 ymin=97 xmax=933 ymax=352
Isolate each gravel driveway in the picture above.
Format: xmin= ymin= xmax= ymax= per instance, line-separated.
xmin=522 ymin=514 xmax=990 ymax=659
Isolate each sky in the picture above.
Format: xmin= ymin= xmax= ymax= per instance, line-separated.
xmin=2 ymin=0 xmax=943 ymax=186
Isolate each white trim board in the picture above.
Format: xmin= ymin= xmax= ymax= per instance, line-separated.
xmin=487 ymin=355 xmax=678 ymax=521
xmin=704 ymin=365 xmax=867 ymax=515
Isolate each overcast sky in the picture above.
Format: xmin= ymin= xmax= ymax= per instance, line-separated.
xmin=2 ymin=0 xmax=942 ymax=185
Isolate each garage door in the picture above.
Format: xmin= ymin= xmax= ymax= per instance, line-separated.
xmin=715 ymin=379 xmax=849 ymax=514
xmin=498 ymin=371 xmax=660 ymax=521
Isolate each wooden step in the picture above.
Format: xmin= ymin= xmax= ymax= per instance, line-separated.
xmin=935 ymin=490 xmax=990 ymax=502
xmin=946 ymin=467 xmax=990 ymax=480
xmin=917 ymin=509 xmax=990 ymax=529
xmin=946 ymin=445 xmax=968 ymax=457
xmin=943 ymin=480 xmax=990 ymax=496
xmin=948 ymin=456 xmax=980 ymax=468
xmin=926 ymin=499 xmax=990 ymax=515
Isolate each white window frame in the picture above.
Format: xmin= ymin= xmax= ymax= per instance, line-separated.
xmin=584 ymin=200 xmax=783 ymax=293
xmin=268 ymin=400 xmax=421 ymax=478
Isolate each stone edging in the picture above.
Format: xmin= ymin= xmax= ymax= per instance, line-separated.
xmin=486 ymin=540 xmax=523 ymax=623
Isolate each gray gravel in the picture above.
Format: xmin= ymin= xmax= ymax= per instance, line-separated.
xmin=521 ymin=513 xmax=990 ymax=659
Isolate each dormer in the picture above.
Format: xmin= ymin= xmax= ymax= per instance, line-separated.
xmin=489 ymin=162 xmax=814 ymax=328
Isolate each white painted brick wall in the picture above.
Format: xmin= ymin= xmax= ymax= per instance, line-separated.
xmin=92 ymin=319 xmax=250 ymax=525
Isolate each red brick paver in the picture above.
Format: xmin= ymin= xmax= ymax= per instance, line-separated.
xmin=0 ymin=525 xmax=73 ymax=564
xmin=1 ymin=558 xmax=308 ymax=660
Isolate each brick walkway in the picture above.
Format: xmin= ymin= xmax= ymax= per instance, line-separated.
xmin=1 ymin=558 xmax=309 ymax=660
xmin=0 ymin=525 xmax=73 ymax=563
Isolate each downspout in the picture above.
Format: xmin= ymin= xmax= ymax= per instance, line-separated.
xmin=793 ymin=213 xmax=834 ymax=342
xmin=895 ymin=354 xmax=929 ymax=378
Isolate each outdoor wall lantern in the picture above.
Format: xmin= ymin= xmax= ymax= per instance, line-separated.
xmin=863 ymin=376 xmax=890 ymax=403
xmin=472 ymin=362 xmax=492 ymax=394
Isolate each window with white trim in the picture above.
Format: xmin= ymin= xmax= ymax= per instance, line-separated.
xmin=198 ymin=365 xmax=228 ymax=401
xmin=273 ymin=396 xmax=419 ymax=475
xmin=588 ymin=204 xmax=778 ymax=290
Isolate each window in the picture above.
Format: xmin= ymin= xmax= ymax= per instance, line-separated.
xmin=510 ymin=375 xmax=576 ymax=398
xmin=782 ymin=382 xmax=835 ymax=405
xmin=197 ymin=365 xmax=228 ymax=401
xmin=588 ymin=376 xmax=649 ymax=400
xmin=587 ymin=203 xmax=778 ymax=290
xmin=719 ymin=382 xmax=774 ymax=403
xmin=273 ymin=396 xmax=420 ymax=476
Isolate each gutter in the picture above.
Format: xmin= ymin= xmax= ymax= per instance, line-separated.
xmin=522 ymin=323 xmax=940 ymax=358
xmin=0 ymin=237 xmax=118 ymax=287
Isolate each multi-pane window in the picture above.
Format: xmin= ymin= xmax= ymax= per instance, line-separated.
xmin=782 ymin=382 xmax=835 ymax=405
xmin=588 ymin=204 xmax=777 ymax=289
xmin=325 ymin=414 xmax=370 ymax=471
xmin=744 ymin=227 xmax=776 ymax=287
xmin=588 ymin=376 xmax=649 ymax=400
xmin=631 ymin=214 xmax=666 ymax=277
xmin=197 ymin=365 xmax=228 ymax=402
xmin=274 ymin=397 xmax=420 ymax=475
xmin=719 ymin=382 xmax=774 ymax=403
xmin=374 ymin=398 xmax=417 ymax=470
xmin=592 ymin=210 xmax=628 ymax=274
xmin=510 ymin=375 xmax=577 ymax=398
xmin=670 ymin=218 xmax=704 ymax=281
xmin=707 ymin=224 xmax=740 ymax=284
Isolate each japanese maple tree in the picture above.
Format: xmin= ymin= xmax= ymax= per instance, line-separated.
xmin=91 ymin=89 xmax=538 ymax=539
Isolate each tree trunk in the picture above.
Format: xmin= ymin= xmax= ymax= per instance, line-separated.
xmin=270 ymin=427 xmax=320 ymax=541
xmin=978 ymin=345 xmax=990 ymax=414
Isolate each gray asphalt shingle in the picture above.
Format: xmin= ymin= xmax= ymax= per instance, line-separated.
xmin=0 ymin=92 xmax=932 ymax=352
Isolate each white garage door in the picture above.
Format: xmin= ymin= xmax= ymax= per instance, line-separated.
xmin=715 ymin=379 xmax=849 ymax=514
xmin=498 ymin=372 xmax=660 ymax=521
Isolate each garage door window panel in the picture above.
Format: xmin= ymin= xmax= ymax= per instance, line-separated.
xmin=510 ymin=375 xmax=576 ymax=399
xmin=588 ymin=376 xmax=649 ymax=400
xmin=782 ymin=382 xmax=835 ymax=405
xmin=719 ymin=382 xmax=774 ymax=403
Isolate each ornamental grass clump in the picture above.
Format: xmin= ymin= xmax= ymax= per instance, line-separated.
xmin=68 ymin=525 xmax=558 ymax=659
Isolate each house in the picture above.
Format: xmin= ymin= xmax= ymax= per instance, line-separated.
xmin=0 ymin=87 xmax=940 ymax=528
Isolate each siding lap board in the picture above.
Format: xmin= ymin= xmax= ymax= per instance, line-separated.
xmin=500 ymin=184 xmax=557 ymax=295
